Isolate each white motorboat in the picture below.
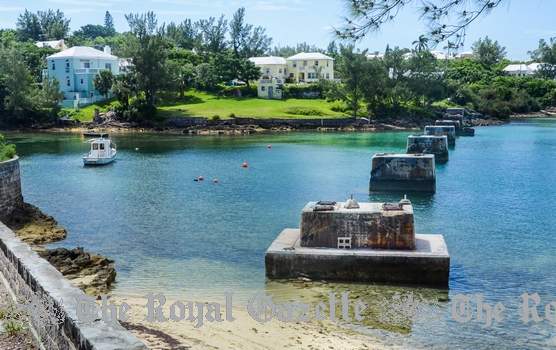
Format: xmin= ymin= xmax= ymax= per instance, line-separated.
xmin=83 ymin=137 xmax=117 ymax=165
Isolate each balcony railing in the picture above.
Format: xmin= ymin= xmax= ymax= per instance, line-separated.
xmin=74 ymin=68 xmax=104 ymax=74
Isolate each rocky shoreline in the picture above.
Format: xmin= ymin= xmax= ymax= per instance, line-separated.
xmin=510 ymin=107 xmax=556 ymax=119
xmin=3 ymin=203 xmax=116 ymax=297
xmin=8 ymin=115 xmax=507 ymax=137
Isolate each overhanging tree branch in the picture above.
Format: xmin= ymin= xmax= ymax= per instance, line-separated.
xmin=336 ymin=0 xmax=503 ymax=48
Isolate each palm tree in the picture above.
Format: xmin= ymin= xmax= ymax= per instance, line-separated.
xmin=412 ymin=35 xmax=430 ymax=53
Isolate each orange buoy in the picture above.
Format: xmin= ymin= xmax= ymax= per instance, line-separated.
xmin=241 ymin=161 xmax=249 ymax=168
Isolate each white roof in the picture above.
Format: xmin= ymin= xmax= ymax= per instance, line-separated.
xmin=47 ymin=46 xmax=118 ymax=60
xmin=527 ymin=62 xmax=542 ymax=71
xmin=36 ymin=39 xmax=65 ymax=49
xmin=287 ymin=52 xmax=334 ymax=61
xmin=503 ymin=64 xmax=529 ymax=72
xmin=248 ymin=56 xmax=287 ymax=65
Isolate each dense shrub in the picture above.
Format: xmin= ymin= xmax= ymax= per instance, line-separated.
xmin=329 ymin=100 xmax=349 ymax=113
xmin=282 ymin=84 xmax=322 ymax=99
xmin=0 ymin=134 xmax=16 ymax=161
xmin=283 ymin=106 xmax=325 ymax=116
xmin=219 ymin=84 xmax=257 ymax=98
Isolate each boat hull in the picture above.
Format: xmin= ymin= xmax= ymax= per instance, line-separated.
xmin=83 ymin=152 xmax=116 ymax=166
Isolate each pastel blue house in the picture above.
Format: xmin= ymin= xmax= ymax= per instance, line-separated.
xmin=45 ymin=46 xmax=121 ymax=108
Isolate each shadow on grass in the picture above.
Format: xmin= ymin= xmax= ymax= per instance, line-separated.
xmin=158 ymin=94 xmax=205 ymax=107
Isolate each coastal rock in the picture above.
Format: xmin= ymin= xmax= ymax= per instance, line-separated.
xmin=38 ymin=247 xmax=116 ymax=296
xmin=4 ymin=202 xmax=67 ymax=245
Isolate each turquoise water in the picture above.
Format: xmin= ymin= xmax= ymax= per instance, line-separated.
xmin=6 ymin=119 xmax=556 ymax=349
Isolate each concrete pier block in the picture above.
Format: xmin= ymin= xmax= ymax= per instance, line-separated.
xmin=369 ymin=153 xmax=436 ymax=193
xmin=424 ymin=125 xmax=456 ymax=146
xmin=300 ymin=201 xmax=415 ymax=250
xmin=265 ymin=229 xmax=450 ymax=287
xmin=460 ymin=127 xmax=475 ymax=136
xmin=407 ymin=135 xmax=449 ymax=163
xmin=435 ymin=119 xmax=461 ymax=130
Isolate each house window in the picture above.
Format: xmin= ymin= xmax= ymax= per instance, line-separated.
xmin=326 ymin=61 xmax=329 ymax=67
xmin=99 ymin=143 xmax=105 ymax=150
xmin=278 ymin=68 xmax=282 ymax=74
xmin=326 ymin=73 xmax=330 ymax=79
xmin=266 ymin=68 xmax=270 ymax=74
xmin=289 ymin=73 xmax=294 ymax=78
xmin=66 ymin=79 xmax=70 ymax=86
xmin=105 ymin=63 xmax=111 ymax=70
xmin=293 ymin=63 xmax=297 ymax=68
xmin=337 ymin=237 xmax=352 ymax=249
xmin=303 ymin=60 xmax=307 ymax=66
xmin=308 ymin=72 xmax=316 ymax=79
xmin=315 ymin=60 xmax=319 ymax=66
xmin=80 ymin=79 xmax=84 ymax=84
xmin=83 ymin=62 xmax=90 ymax=68
xmin=51 ymin=62 xmax=55 ymax=70
xmin=65 ymin=61 xmax=70 ymax=73
xmin=261 ymin=86 xmax=266 ymax=91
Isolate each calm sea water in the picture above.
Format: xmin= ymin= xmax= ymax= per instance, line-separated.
xmin=5 ymin=119 xmax=556 ymax=349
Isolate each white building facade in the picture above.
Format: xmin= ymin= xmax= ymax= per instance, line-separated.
xmin=248 ymin=56 xmax=287 ymax=80
xmin=45 ymin=46 xmax=121 ymax=108
xmin=286 ymin=52 xmax=334 ymax=83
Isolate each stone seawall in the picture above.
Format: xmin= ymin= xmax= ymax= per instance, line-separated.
xmin=0 ymin=157 xmax=23 ymax=221
xmin=0 ymin=222 xmax=147 ymax=350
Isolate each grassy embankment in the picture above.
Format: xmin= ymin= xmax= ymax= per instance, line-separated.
xmin=64 ymin=90 xmax=349 ymax=122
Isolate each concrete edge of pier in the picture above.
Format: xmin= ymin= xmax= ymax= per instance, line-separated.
xmin=265 ymin=229 xmax=450 ymax=288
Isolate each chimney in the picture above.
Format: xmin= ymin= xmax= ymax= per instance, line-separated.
xmin=103 ymin=46 xmax=111 ymax=55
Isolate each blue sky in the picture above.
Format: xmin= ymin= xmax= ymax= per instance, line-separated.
xmin=0 ymin=0 xmax=555 ymax=60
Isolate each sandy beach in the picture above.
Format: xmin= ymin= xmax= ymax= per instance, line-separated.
xmin=112 ymin=293 xmax=397 ymax=350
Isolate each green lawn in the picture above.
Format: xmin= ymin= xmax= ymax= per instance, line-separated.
xmin=61 ymin=99 xmax=119 ymax=122
xmin=63 ymin=91 xmax=349 ymax=122
xmin=158 ymin=91 xmax=348 ymax=119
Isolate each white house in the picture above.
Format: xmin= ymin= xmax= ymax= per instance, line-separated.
xmin=248 ymin=52 xmax=335 ymax=98
xmin=366 ymin=52 xmax=384 ymax=60
xmin=503 ymin=63 xmax=541 ymax=77
xmin=286 ymin=52 xmax=334 ymax=83
xmin=248 ymin=56 xmax=287 ymax=80
xmin=455 ymin=51 xmax=474 ymax=59
xmin=249 ymin=53 xmax=335 ymax=83
xmin=45 ymin=46 xmax=121 ymax=108
xmin=36 ymin=39 xmax=67 ymax=51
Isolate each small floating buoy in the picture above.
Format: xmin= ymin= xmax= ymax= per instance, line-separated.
xmin=193 ymin=178 xmax=199 ymax=182
xmin=198 ymin=176 xmax=204 ymax=181
xmin=241 ymin=161 xmax=249 ymax=168
xmin=213 ymin=178 xmax=219 ymax=184
xmin=135 ymin=147 xmax=139 ymax=151
xmin=267 ymin=144 xmax=272 ymax=149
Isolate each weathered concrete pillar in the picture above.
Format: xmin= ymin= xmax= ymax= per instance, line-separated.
xmin=300 ymin=200 xmax=415 ymax=250
xmin=424 ymin=125 xmax=456 ymax=146
xmin=0 ymin=156 xmax=23 ymax=222
xmin=443 ymin=114 xmax=464 ymax=127
xmin=435 ymin=119 xmax=461 ymax=130
xmin=407 ymin=135 xmax=449 ymax=163
xmin=369 ymin=153 xmax=436 ymax=193
xmin=265 ymin=198 xmax=450 ymax=287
